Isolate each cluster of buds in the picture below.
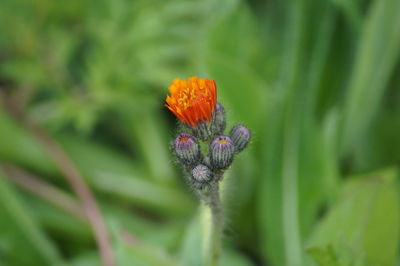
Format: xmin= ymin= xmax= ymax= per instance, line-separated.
xmin=166 ymin=77 xmax=251 ymax=190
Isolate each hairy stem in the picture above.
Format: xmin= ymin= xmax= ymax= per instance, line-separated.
xmin=199 ymin=183 xmax=223 ymax=266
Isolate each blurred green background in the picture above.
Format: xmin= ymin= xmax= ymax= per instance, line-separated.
xmin=0 ymin=0 xmax=400 ymax=265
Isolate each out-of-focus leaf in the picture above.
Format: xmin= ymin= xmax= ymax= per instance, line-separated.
xmin=0 ymin=171 xmax=64 ymax=266
xmin=180 ymin=206 xmax=253 ymax=266
xmin=69 ymin=251 xmax=101 ymax=266
xmin=116 ymin=106 xmax=176 ymax=185
xmin=201 ymin=2 xmax=267 ymax=255
xmin=25 ymin=195 xmax=92 ymax=242
xmin=258 ymin=0 xmax=338 ymax=265
xmin=0 ymin=110 xmax=195 ymax=215
xmin=20 ymin=181 xmax=183 ymax=252
xmin=0 ymin=109 xmax=56 ymax=176
xmin=204 ymin=2 xmax=267 ymax=129
xmin=1 ymin=0 xmax=400 ymax=265
xmin=109 ymin=220 xmax=180 ymax=266
xmin=115 ymin=240 xmax=180 ymax=266
xmin=60 ymin=135 xmax=195 ymax=216
xmin=329 ymin=0 xmax=362 ymax=30
xmin=179 ymin=208 xmax=204 ymax=266
xmin=341 ymin=0 xmax=400 ymax=154
xmin=306 ymin=168 xmax=399 ymax=266
xmin=103 ymin=205 xmax=183 ymax=251
xmin=306 ymin=246 xmax=340 ymax=266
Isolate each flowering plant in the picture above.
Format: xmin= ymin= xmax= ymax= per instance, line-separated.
xmin=165 ymin=77 xmax=251 ymax=265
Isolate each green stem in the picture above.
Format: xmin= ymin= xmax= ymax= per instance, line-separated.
xmin=198 ymin=183 xmax=223 ymax=266
xmin=208 ymin=184 xmax=223 ymax=266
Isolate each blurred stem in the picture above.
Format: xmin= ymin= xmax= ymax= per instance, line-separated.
xmin=1 ymin=163 xmax=87 ymax=222
xmin=29 ymin=125 xmax=116 ymax=266
xmin=198 ymin=183 xmax=223 ymax=266
xmin=208 ymin=184 xmax=223 ymax=266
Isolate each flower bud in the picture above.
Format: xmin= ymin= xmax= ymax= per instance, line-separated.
xmin=174 ymin=133 xmax=200 ymax=165
xmin=210 ymin=136 xmax=235 ymax=169
xmin=192 ymin=164 xmax=212 ymax=183
xmin=192 ymin=121 xmax=213 ymax=141
xmin=211 ymin=103 xmax=226 ymax=135
xmin=230 ymin=125 xmax=251 ymax=152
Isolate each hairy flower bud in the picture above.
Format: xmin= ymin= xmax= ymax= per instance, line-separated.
xmin=192 ymin=121 xmax=213 ymax=141
xmin=211 ymin=103 xmax=226 ymax=135
xmin=230 ymin=125 xmax=251 ymax=152
xmin=192 ymin=164 xmax=212 ymax=183
xmin=210 ymin=136 xmax=235 ymax=169
xmin=174 ymin=133 xmax=200 ymax=165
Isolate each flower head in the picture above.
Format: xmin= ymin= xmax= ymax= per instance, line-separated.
xmin=174 ymin=133 xmax=201 ymax=165
xmin=192 ymin=164 xmax=212 ymax=183
xmin=165 ymin=77 xmax=217 ymax=127
xmin=209 ymin=136 xmax=235 ymax=169
xmin=230 ymin=125 xmax=251 ymax=152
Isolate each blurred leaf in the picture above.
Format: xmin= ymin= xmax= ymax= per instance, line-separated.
xmin=116 ymin=106 xmax=176 ymax=185
xmin=115 ymin=241 xmax=179 ymax=266
xmin=69 ymin=251 xmax=101 ymax=266
xmin=110 ymin=220 xmax=180 ymax=266
xmin=329 ymin=0 xmax=362 ymax=31
xmin=0 ymin=109 xmax=195 ymax=216
xmin=341 ymin=0 xmax=400 ymax=154
xmin=1 ymin=0 xmax=400 ymax=264
xmin=25 ymin=194 xmax=92 ymax=242
xmin=204 ymin=2 xmax=267 ymax=129
xmin=103 ymin=204 xmax=184 ymax=251
xmin=306 ymin=168 xmax=400 ymax=266
xmin=18 ymin=178 xmax=183 ymax=253
xmin=201 ymin=2 xmax=268 ymax=256
xmin=258 ymin=0 xmax=337 ymax=265
xmin=180 ymin=206 xmax=253 ymax=266
xmin=60 ymin=135 xmax=195 ymax=216
xmin=307 ymin=245 xmax=340 ymax=266
xmin=0 ymin=170 xmax=64 ymax=265
xmin=0 ymin=109 xmax=56 ymax=176
xmin=179 ymin=208 xmax=204 ymax=266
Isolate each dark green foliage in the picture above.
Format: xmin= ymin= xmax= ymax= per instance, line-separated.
xmin=0 ymin=0 xmax=399 ymax=265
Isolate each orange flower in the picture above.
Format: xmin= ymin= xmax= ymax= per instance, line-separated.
xmin=165 ymin=77 xmax=217 ymax=127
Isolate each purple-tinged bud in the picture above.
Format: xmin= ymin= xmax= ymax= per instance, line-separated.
xmin=230 ymin=125 xmax=251 ymax=152
xmin=210 ymin=136 xmax=235 ymax=169
xmin=192 ymin=164 xmax=212 ymax=183
xmin=174 ymin=133 xmax=201 ymax=165
xmin=211 ymin=103 xmax=226 ymax=135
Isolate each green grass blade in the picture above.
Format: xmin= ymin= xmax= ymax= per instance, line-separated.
xmin=341 ymin=0 xmax=400 ymax=154
xmin=259 ymin=0 xmax=308 ymax=264
xmin=0 ymin=170 xmax=64 ymax=265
